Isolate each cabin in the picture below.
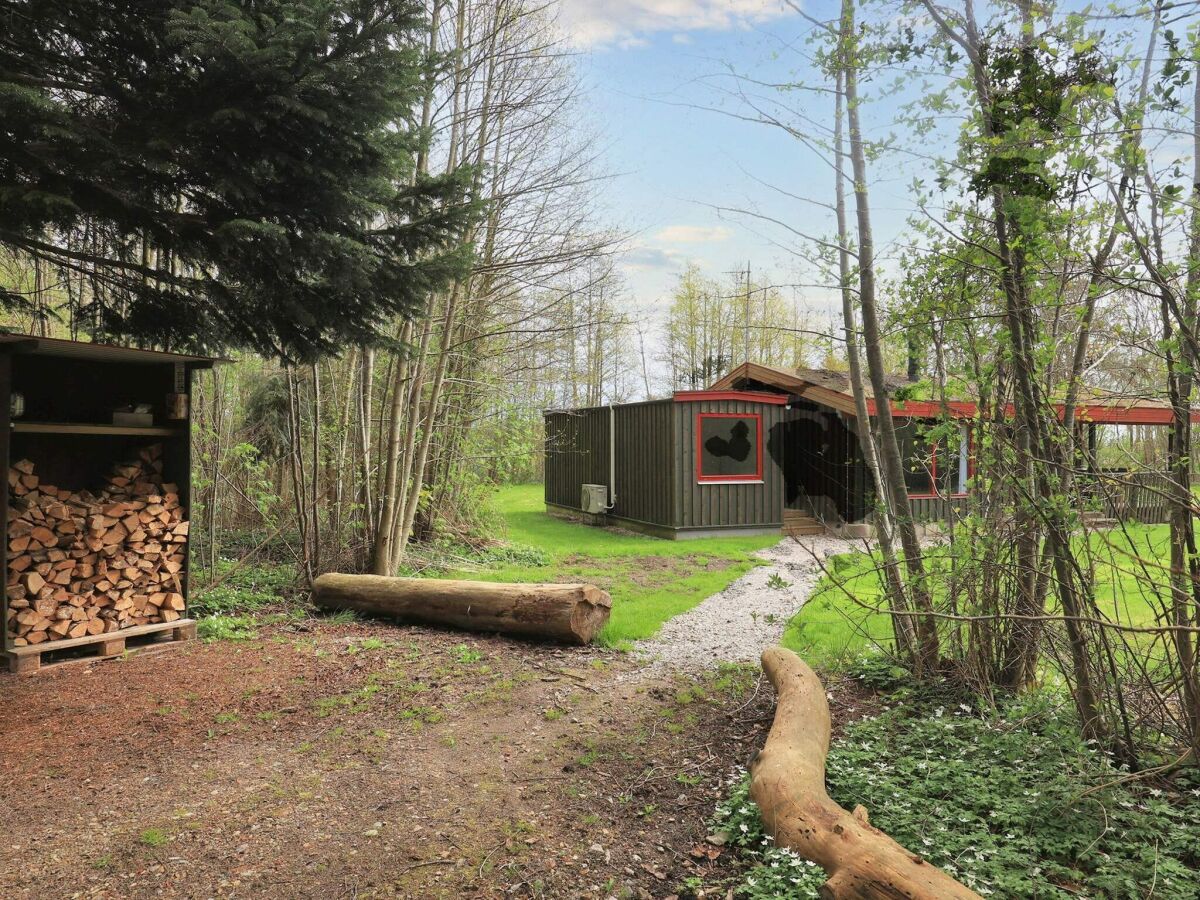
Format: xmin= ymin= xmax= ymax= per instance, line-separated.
xmin=543 ymin=362 xmax=1184 ymax=539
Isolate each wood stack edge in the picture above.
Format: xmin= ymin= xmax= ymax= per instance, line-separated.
xmin=4 ymin=443 xmax=189 ymax=654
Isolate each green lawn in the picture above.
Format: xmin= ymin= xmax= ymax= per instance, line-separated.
xmin=450 ymin=484 xmax=778 ymax=646
xmin=782 ymin=523 xmax=1180 ymax=668
xmin=780 ymin=550 xmax=896 ymax=668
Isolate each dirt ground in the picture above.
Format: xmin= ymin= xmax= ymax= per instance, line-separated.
xmin=0 ymin=619 xmax=867 ymax=898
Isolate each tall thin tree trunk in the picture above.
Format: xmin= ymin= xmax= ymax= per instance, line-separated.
xmin=832 ymin=62 xmax=914 ymax=659
xmin=841 ymin=0 xmax=939 ymax=672
xmin=310 ymin=362 xmax=322 ymax=576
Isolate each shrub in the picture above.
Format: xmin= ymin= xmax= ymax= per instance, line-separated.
xmin=189 ymin=561 xmax=297 ymax=618
xmin=197 ymin=615 xmax=260 ymax=642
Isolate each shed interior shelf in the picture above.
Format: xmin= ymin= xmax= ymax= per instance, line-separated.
xmin=10 ymin=422 xmax=182 ymax=437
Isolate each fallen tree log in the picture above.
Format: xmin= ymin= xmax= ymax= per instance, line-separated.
xmin=750 ymin=647 xmax=981 ymax=899
xmin=311 ymin=574 xmax=611 ymax=645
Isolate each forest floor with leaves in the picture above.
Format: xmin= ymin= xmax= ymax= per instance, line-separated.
xmin=0 ymin=617 xmax=870 ymax=899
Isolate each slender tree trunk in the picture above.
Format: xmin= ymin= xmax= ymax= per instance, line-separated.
xmin=310 ymin=362 xmax=322 ymax=576
xmin=832 ymin=62 xmax=914 ymax=659
xmin=841 ymin=0 xmax=939 ymax=673
xmin=391 ymin=3 xmax=509 ymax=565
xmin=357 ymin=345 xmax=376 ymax=556
xmin=286 ymin=365 xmax=314 ymax=586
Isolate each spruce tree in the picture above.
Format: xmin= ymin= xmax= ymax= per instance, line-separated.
xmin=0 ymin=0 xmax=475 ymax=358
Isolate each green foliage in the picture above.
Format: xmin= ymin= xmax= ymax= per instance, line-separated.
xmin=138 ymin=828 xmax=169 ymax=848
xmin=784 ymin=525 xmax=1177 ymax=670
xmin=190 ymin=561 xmax=296 ymax=618
xmin=780 ymin=551 xmax=894 ymax=666
xmin=347 ymin=638 xmax=387 ymax=654
xmin=0 ymin=0 xmax=476 ymax=358
xmin=970 ymin=42 xmax=1106 ymax=202
xmin=714 ymin=701 xmax=1200 ymax=898
xmin=473 ymin=543 xmax=552 ymax=568
xmin=242 ymin=373 xmax=294 ymax=462
xmin=841 ymin=653 xmax=912 ymax=692
xmin=197 ymin=615 xmax=259 ymax=642
xmin=451 ymin=644 xmax=483 ymax=665
xmin=711 ymin=772 xmax=826 ymax=897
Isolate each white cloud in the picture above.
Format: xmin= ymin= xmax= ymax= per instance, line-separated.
xmin=622 ymin=245 xmax=683 ymax=271
xmin=653 ymin=224 xmax=733 ymax=243
xmin=558 ymin=0 xmax=793 ymax=50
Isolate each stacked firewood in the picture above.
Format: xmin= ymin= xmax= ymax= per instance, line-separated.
xmin=5 ymin=444 xmax=188 ymax=647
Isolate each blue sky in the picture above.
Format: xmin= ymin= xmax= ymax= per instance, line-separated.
xmin=560 ymin=0 xmax=929 ymax=346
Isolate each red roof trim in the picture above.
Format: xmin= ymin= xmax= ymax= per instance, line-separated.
xmin=865 ymin=398 xmax=1200 ymax=425
xmin=674 ymin=390 xmax=788 ymax=405
xmin=867 ymin=399 xmax=976 ymax=419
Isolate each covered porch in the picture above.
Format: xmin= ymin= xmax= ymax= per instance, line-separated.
xmin=714 ymin=362 xmax=1193 ymax=533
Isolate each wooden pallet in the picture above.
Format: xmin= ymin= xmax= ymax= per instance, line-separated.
xmin=4 ymin=618 xmax=196 ymax=674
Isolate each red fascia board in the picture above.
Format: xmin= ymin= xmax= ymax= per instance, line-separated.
xmin=865 ymin=399 xmax=976 ymax=418
xmin=674 ymin=390 xmax=788 ymax=405
xmin=863 ymin=397 xmax=1198 ymax=425
xmin=1071 ymin=405 xmax=1200 ymax=425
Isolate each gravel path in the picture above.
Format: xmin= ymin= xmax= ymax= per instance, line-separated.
xmin=633 ymin=534 xmax=862 ymax=673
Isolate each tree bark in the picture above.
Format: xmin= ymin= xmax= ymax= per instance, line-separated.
xmin=312 ymin=575 xmax=611 ymax=645
xmin=840 ymin=0 xmax=939 ymax=672
xmin=833 ymin=57 xmax=914 ymax=661
xmin=750 ymin=647 xmax=981 ymax=900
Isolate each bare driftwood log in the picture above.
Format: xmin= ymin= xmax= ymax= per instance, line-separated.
xmin=311 ymin=574 xmax=611 ymax=645
xmin=750 ymin=647 xmax=981 ymax=899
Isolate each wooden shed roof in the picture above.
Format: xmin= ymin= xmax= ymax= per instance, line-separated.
xmin=712 ymin=362 xmax=1200 ymax=425
xmin=0 ymin=333 xmax=219 ymax=366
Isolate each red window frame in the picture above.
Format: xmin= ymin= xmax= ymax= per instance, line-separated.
xmin=696 ymin=412 xmax=764 ymax=483
xmin=906 ymin=427 xmax=973 ymax=500
xmin=905 ymin=440 xmax=940 ymax=499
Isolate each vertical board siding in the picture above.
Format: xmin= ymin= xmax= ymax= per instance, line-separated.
xmin=547 ymin=397 xmax=1007 ymax=533
xmin=909 ymin=495 xmax=968 ymax=524
xmin=612 ymin=401 xmax=674 ymax=526
xmin=544 ymin=401 xmax=674 ymax=527
xmin=674 ymin=399 xmax=786 ymax=529
xmin=543 ymin=407 xmax=609 ymax=510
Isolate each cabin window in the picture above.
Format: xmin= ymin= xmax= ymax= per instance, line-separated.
xmin=896 ymin=421 xmax=970 ymax=497
xmin=696 ymin=413 xmax=762 ymax=482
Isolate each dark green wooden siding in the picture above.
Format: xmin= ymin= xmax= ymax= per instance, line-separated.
xmin=546 ymin=398 xmax=982 ymax=532
xmin=672 ymin=399 xmax=788 ymax=530
xmin=544 ymin=400 xmax=675 ymax=527
xmin=909 ymin=495 xmax=967 ymax=523
xmin=612 ymin=401 xmax=675 ymax=526
xmin=544 ymin=407 xmax=610 ymax=509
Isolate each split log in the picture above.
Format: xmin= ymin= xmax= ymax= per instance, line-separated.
xmin=750 ymin=647 xmax=981 ymax=900
xmin=311 ymin=574 xmax=611 ymax=645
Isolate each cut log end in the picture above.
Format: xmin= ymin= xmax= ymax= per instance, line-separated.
xmin=567 ymin=583 xmax=612 ymax=645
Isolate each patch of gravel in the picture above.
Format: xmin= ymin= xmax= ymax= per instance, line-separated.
xmin=632 ymin=534 xmax=863 ymax=674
